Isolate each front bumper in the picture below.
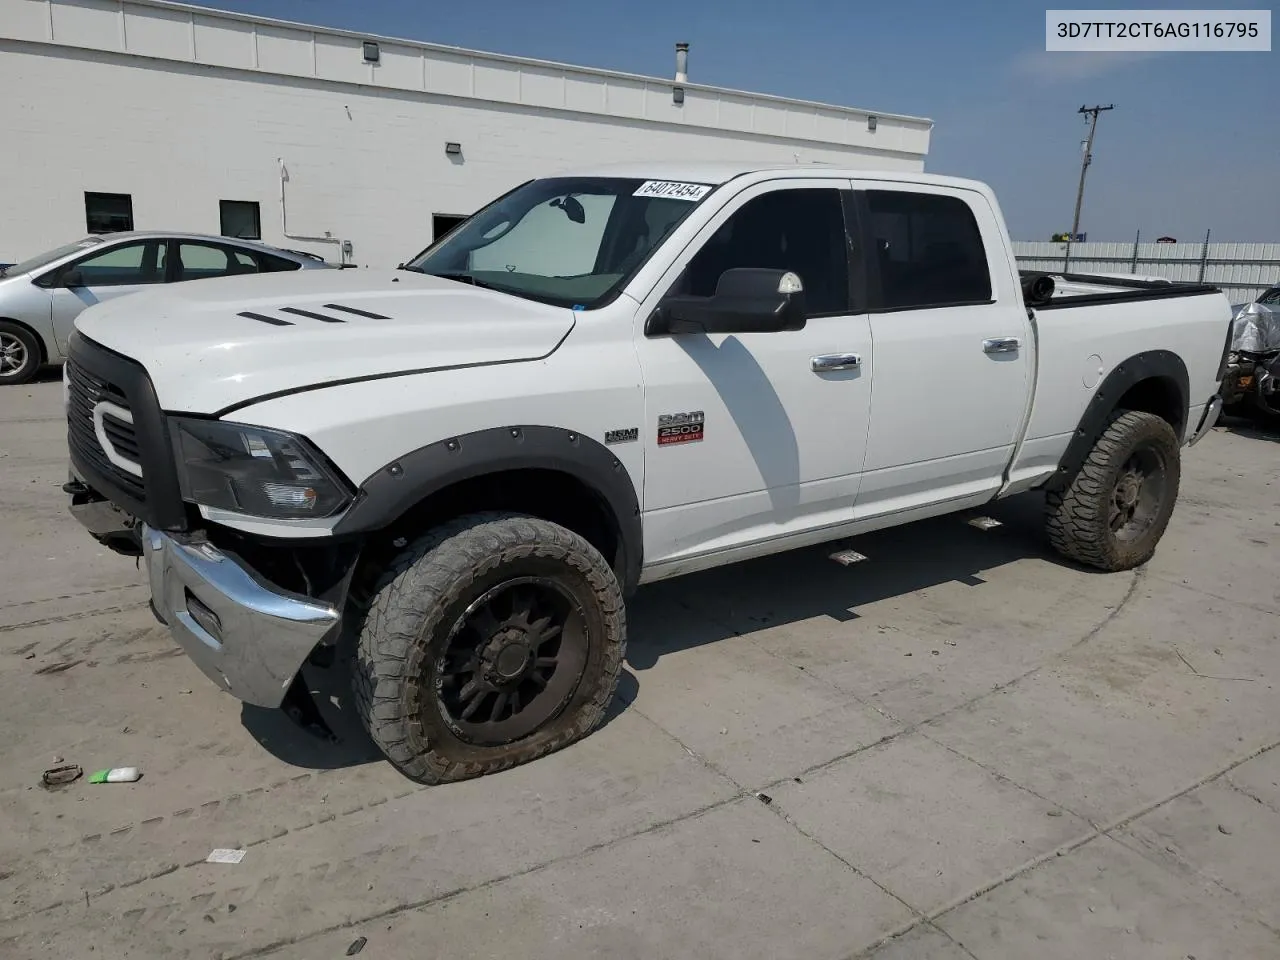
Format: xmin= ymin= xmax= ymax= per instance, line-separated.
xmin=142 ymin=525 xmax=341 ymax=708
xmin=1187 ymin=394 xmax=1223 ymax=447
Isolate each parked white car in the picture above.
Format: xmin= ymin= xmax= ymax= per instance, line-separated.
xmin=0 ymin=232 xmax=334 ymax=384
xmin=63 ymin=162 xmax=1233 ymax=784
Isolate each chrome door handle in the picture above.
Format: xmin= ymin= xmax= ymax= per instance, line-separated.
xmin=983 ymin=337 xmax=1022 ymax=354
xmin=811 ymin=353 xmax=862 ymax=372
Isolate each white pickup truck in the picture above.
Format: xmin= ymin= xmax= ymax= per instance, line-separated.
xmin=63 ymin=163 xmax=1232 ymax=784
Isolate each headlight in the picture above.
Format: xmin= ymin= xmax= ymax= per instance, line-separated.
xmin=169 ymin=418 xmax=353 ymax=520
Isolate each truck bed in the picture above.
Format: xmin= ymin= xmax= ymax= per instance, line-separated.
xmin=1019 ymin=270 xmax=1221 ymax=309
xmin=1002 ymin=270 xmax=1234 ymax=494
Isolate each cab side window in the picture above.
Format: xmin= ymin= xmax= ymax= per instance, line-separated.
xmin=676 ymin=188 xmax=852 ymax=316
xmin=865 ymin=190 xmax=992 ymax=310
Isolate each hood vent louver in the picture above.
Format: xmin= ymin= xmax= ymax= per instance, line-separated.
xmin=236 ymin=302 xmax=392 ymax=327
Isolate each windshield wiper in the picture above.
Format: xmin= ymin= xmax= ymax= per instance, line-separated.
xmin=397 ymin=263 xmax=426 ymax=274
xmin=433 ymin=271 xmax=505 ymax=293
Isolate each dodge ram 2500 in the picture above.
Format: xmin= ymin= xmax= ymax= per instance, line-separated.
xmin=63 ymin=163 xmax=1233 ymax=784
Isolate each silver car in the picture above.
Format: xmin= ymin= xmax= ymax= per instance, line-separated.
xmin=0 ymin=232 xmax=335 ymax=384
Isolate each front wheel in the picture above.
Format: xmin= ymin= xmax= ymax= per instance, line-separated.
xmin=1045 ymin=410 xmax=1181 ymax=572
xmin=0 ymin=321 xmax=42 ymax=385
xmin=353 ymin=512 xmax=626 ymax=784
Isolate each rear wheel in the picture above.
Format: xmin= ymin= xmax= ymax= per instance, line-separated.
xmin=0 ymin=322 xmax=41 ymax=385
xmin=1045 ymin=410 xmax=1180 ymax=571
xmin=353 ymin=512 xmax=626 ymax=784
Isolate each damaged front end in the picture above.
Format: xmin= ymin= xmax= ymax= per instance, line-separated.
xmin=1222 ymin=302 xmax=1280 ymax=418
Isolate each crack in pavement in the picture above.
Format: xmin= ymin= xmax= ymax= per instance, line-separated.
xmin=851 ymin=738 xmax=1280 ymax=958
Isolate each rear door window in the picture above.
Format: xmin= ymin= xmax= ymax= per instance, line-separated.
xmin=864 ymin=191 xmax=992 ymax=310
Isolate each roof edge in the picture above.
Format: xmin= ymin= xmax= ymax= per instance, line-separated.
xmin=114 ymin=0 xmax=933 ymax=128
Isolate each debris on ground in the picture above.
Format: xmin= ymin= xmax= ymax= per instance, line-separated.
xmin=1047 ymin=809 xmax=1064 ymax=817
xmin=206 ymin=848 xmax=247 ymax=864
xmin=346 ymin=936 xmax=368 ymax=956
xmin=88 ymin=767 xmax=141 ymax=784
xmin=41 ymin=764 xmax=83 ymax=788
xmin=1218 ymin=824 xmax=1233 ymax=835
xmin=756 ymin=793 xmax=773 ymax=805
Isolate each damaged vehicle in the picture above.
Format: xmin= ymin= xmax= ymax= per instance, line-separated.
xmin=1221 ymin=287 xmax=1280 ymax=422
xmin=63 ymin=164 xmax=1234 ymax=784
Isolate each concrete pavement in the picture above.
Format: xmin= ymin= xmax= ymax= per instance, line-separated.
xmin=2 ymin=375 xmax=1278 ymax=959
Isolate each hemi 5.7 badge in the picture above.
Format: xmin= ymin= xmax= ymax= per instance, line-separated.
xmin=657 ymin=411 xmax=704 ymax=446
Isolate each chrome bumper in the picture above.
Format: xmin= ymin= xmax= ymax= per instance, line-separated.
xmin=1187 ymin=395 xmax=1223 ymax=447
xmin=142 ymin=525 xmax=341 ymax=708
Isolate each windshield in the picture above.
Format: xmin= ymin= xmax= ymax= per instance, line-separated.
xmin=1 ymin=237 xmax=106 ymax=278
xmin=403 ymin=177 xmax=713 ymax=308
xmin=1259 ymin=286 xmax=1280 ymax=305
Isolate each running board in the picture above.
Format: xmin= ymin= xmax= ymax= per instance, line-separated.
xmin=828 ymin=548 xmax=868 ymax=566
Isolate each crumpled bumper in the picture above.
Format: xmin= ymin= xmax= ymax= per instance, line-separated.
xmin=142 ymin=525 xmax=341 ymax=708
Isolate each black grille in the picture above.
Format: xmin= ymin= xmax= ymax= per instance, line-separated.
xmin=66 ymin=360 xmax=147 ymax=503
xmin=65 ymin=333 xmax=187 ymax=532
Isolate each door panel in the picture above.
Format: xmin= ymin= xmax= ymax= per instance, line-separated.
xmin=49 ymin=240 xmax=165 ymax=352
xmin=632 ymin=180 xmax=874 ymax=568
xmin=853 ymin=185 xmax=1032 ymax=519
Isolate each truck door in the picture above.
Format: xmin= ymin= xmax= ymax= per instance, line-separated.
xmin=851 ymin=183 xmax=1032 ymax=519
xmin=631 ymin=179 xmax=874 ymax=572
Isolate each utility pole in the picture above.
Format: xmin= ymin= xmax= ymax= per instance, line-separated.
xmin=1070 ymin=104 xmax=1114 ymax=241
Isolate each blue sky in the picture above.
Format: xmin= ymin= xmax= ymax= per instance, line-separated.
xmin=212 ymin=0 xmax=1278 ymax=241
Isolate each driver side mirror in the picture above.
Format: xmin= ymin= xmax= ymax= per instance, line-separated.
xmin=60 ymin=268 xmax=85 ymax=288
xmin=647 ymin=268 xmax=807 ymax=336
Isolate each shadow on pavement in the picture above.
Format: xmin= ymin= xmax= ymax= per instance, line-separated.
xmin=1216 ymin=412 xmax=1280 ymax=442
xmin=239 ymin=490 xmax=1067 ymax=771
xmin=240 ymin=659 xmax=384 ymax=771
xmin=242 ymin=639 xmax=641 ymax=772
xmin=625 ymin=490 xmax=1075 ymax=670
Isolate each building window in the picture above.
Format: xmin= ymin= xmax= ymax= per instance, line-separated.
xmin=432 ymin=214 xmax=468 ymax=241
xmin=220 ymin=200 xmax=262 ymax=240
xmin=84 ymin=192 xmax=134 ymax=234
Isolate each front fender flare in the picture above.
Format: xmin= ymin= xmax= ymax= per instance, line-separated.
xmin=331 ymin=425 xmax=642 ymax=592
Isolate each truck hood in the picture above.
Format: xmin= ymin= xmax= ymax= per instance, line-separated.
xmin=73 ymin=269 xmax=576 ymax=414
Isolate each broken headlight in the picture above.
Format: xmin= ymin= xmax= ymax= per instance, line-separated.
xmin=170 ymin=418 xmax=353 ymax=520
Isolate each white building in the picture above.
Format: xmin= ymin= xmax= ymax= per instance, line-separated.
xmin=0 ymin=0 xmax=933 ymax=267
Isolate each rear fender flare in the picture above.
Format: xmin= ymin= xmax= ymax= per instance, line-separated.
xmin=1046 ymin=349 xmax=1189 ymax=492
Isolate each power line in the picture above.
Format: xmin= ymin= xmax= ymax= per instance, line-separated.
xmin=1069 ymin=104 xmax=1114 ymax=241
